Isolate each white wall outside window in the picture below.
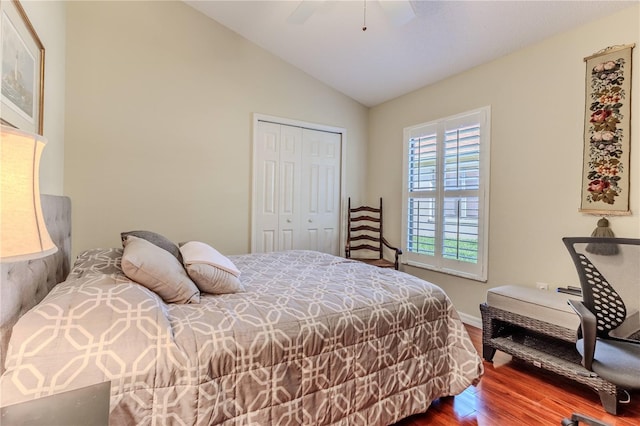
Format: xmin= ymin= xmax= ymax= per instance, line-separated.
xmin=402 ymin=106 xmax=491 ymax=281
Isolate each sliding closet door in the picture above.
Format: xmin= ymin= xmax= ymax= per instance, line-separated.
xmin=253 ymin=120 xmax=342 ymax=255
xmin=253 ymin=122 xmax=303 ymax=252
xmin=300 ymin=129 xmax=341 ymax=254
xmin=277 ymin=125 xmax=303 ymax=250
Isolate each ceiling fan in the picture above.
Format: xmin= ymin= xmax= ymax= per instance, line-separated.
xmin=287 ymin=0 xmax=417 ymax=29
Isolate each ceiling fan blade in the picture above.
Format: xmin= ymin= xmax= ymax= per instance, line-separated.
xmin=287 ymin=1 xmax=326 ymax=25
xmin=378 ymin=0 xmax=415 ymax=27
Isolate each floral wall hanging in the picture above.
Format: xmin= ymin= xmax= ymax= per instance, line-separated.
xmin=580 ymin=44 xmax=634 ymax=215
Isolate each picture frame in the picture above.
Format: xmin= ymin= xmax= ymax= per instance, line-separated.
xmin=0 ymin=0 xmax=44 ymax=135
xmin=579 ymin=44 xmax=634 ymax=215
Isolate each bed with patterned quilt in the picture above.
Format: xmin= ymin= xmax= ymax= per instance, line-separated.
xmin=0 ymin=243 xmax=482 ymax=425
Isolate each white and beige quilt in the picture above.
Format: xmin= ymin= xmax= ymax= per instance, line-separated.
xmin=0 ymin=249 xmax=482 ymax=425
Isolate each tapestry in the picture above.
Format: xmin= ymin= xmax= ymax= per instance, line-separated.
xmin=580 ymin=44 xmax=634 ymax=215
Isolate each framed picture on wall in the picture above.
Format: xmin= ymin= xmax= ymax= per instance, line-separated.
xmin=0 ymin=0 xmax=44 ymax=135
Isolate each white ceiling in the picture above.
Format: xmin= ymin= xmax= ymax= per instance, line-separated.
xmin=185 ymin=1 xmax=636 ymax=107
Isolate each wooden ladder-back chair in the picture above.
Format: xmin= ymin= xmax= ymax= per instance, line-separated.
xmin=345 ymin=198 xmax=402 ymax=270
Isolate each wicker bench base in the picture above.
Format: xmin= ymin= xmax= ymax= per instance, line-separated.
xmin=480 ymin=303 xmax=620 ymax=414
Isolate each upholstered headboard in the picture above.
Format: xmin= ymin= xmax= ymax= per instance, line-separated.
xmin=0 ymin=195 xmax=71 ymax=373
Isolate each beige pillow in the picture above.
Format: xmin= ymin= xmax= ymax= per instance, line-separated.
xmin=180 ymin=241 xmax=244 ymax=294
xmin=122 ymin=236 xmax=200 ymax=304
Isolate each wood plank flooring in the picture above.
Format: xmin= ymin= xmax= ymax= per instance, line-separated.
xmin=395 ymin=325 xmax=640 ymax=426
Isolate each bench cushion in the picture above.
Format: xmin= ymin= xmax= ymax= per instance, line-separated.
xmin=486 ymin=285 xmax=580 ymax=330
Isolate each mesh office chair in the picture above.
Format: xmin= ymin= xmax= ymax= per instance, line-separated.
xmin=561 ymin=237 xmax=640 ymax=426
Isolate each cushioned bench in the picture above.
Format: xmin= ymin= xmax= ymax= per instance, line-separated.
xmin=480 ymin=285 xmax=621 ymax=409
xmin=487 ymin=285 xmax=580 ymax=333
xmin=481 ymin=285 xmax=580 ymax=360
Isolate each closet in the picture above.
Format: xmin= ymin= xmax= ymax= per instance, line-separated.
xmin=252 ymin=119 xmax=342 ymax=255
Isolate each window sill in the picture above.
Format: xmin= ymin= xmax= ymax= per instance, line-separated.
xmin=403 ymin=259 xmax=487 ymax=283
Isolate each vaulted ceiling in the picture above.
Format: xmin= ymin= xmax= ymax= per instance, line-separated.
xmin=185 ymin=1 xmax=636 ymax=107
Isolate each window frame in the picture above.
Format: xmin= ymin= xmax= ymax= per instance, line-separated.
xmin=401 ymin=106 xmax=491 ymax=282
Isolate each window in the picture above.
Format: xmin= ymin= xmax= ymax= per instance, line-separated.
xmin=402 ymin=107 xmax=490 ymax=281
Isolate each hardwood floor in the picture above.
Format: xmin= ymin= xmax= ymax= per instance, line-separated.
xmin=395 ymin=325 xmax=640 ymax=426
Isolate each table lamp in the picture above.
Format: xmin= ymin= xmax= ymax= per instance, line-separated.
xmin=1 ymin=125 xmax=57 ymax=262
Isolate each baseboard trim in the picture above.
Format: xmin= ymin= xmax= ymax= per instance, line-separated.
xmin=459 ymin=312 xmax=482 ymax=329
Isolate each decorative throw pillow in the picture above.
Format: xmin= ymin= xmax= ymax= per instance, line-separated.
xmin=121 ymin=236 xmax=200 ymax=304
xmin=180 ymin=241 xmax=244 ymax=294
xmin=121 ymin=230 xmax=183 ymax=264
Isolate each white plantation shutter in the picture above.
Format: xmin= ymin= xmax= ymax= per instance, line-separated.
xmin=407 ymin=125 xmax=437 ymax=256
xmin=402 ymin=107 xmax=490 ymax=281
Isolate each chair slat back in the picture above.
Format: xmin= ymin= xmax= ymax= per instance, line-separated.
xmin=347 ymin=198 xmax=384 ymax=259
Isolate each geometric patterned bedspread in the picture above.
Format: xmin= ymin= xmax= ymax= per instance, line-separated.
xmin=0 ymin=249 xmax=483 ymax=425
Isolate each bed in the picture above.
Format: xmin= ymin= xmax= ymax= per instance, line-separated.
xmin=0 ymin=196 xmax=483 ymax=425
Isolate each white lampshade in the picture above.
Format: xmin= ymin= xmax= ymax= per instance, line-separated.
xmin=1 ymin=125 xmax=57 ymax=262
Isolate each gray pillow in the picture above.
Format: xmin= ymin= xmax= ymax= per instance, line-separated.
xmin=121 ymin=230 xmax=183 ymax=263
xmin=121 ymin=236 xmax=200 ymax=304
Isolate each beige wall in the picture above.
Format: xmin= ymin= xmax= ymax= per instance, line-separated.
xmin=58 ymin=1 xmax=640 ymax=320
xmin=368 ymin=4 xmax=640 ymax=321
xmin=20 ymin=1 xmax=66 ymax=195
xmin=64 ymin=1 xmax=369 ymax=257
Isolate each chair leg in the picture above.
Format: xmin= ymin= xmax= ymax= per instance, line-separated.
xmin=598 ymin=390 xmax=617 ymax=415
xmin=560 ymin=413 xmax=611 ymax=426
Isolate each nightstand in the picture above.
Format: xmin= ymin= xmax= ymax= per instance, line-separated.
xmin=0 ymin=381 xmax=110 ymax=426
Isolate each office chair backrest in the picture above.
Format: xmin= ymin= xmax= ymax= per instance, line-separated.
xmin=563 ymin=237 xmax=640 ymax=338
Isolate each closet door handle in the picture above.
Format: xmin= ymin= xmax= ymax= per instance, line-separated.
xmin=286 ymin=218 xmax=292 ymax=223
xmin=308 ymin=219 xmax=313 ymax=223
